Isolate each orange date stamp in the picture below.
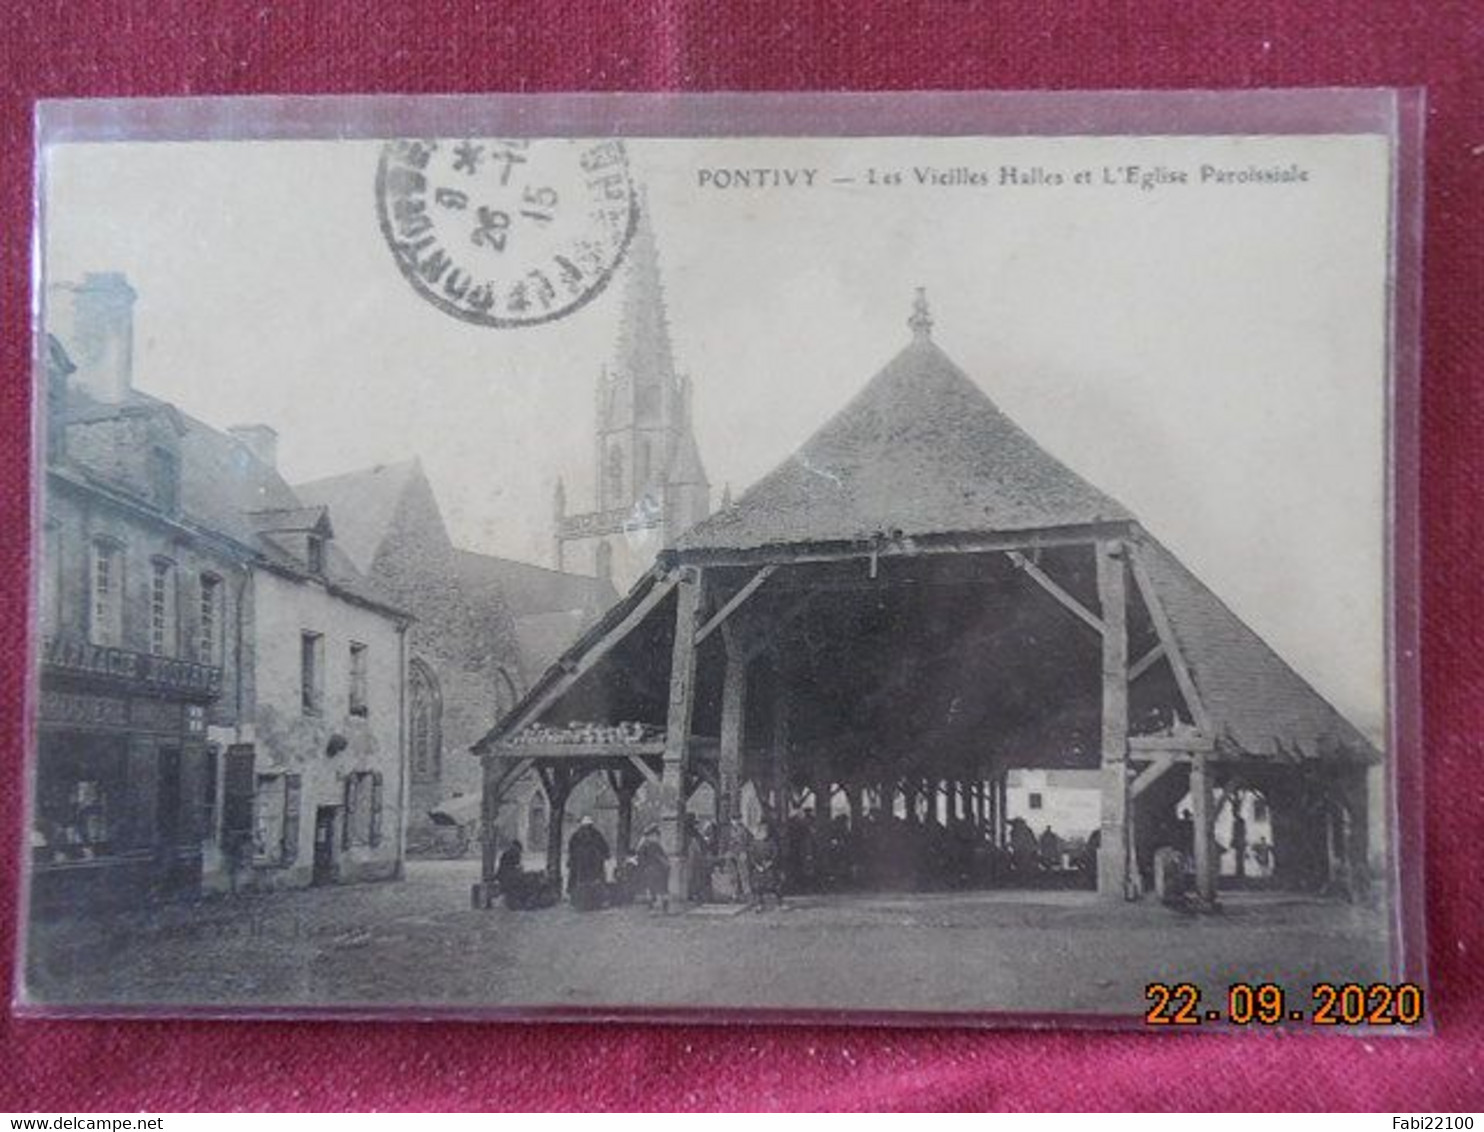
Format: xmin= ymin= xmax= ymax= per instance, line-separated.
xmin=1144 ymin=981 xmax=1426 ymax=1027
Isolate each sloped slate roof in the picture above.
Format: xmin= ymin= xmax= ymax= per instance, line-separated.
xmin=60 ymin=387 xmax=406 ymax=618
xmin=676 ymin=335 xmax=1130 ymax=552
xmin=295 ymin=460 xmax=422 ymax=573
xmin=452 ymin=548 xmax=618 ymax=620
xmin=1137 ymin=538 xmax=1379 ymax=761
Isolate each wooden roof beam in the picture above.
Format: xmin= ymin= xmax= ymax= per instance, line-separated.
xmin=695 ymin=564 xmax=777 ymax=647
xmin=1128 ymin=642 xmax=1166 ymax=682
xmin=480 ymin=572 xmax=679 ymax=748
xmin=1127 ymin=543 xmax=1215 ymax=736
xmin=1008 ymin=550 xmax=1103 ymax=635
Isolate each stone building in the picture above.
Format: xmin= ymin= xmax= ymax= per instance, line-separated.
xmin=553 ymin=203 xmax=711 ymax=593
xmin=296 ymin=460 xmax=615 ymax=854
xmin=34 ymin=273 xmax=410 ymax=912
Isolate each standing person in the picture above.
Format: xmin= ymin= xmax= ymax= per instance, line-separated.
xmin=720 ymin=814 xmax=754 ymax=903
xmin=1252 ymin=836 xmax=1274 ymax=879
xmin=634 ymin=824 xmax=670 ymax=913
xmin=749 ymin=817 xmax=783 ymax=911
xmin=567 ymin=815 xmax=610 ymax=912
xmin=685 ymin=816 xmax=713 ymax=903
xmin=1009 ymin=817 xmax=1039 ymax=880
xmin=1230 ymin=809 xmax=1249 ymax=882
xmin=1039 ymin=825 xmax=1063 ymax=872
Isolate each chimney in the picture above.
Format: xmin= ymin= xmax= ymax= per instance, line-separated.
xmin=229 ymin=424 xmax=279 ymax=470
xmin=46 ymin=273 xmax=137 ymax=404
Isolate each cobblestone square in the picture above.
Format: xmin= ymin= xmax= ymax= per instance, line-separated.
xmin=21 ymin=860 xmax=1393 ymax=1021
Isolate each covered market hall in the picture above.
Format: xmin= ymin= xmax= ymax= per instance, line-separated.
xmin=473 ymin=294 xmax=1382 ymax=907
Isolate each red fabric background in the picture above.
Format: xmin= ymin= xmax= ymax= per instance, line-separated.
xmin=1 ymin=0 xmax=1480 ymax=1112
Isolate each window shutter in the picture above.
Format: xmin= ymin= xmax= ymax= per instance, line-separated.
xmin=343 ymin=775 xmax=356 ymax=849
xmin=222 ymin=745 xmax=256 ymax=858
xmin=282 ymin=774 xmax=302 ymax=865
xmin=370 ymin=772 xmax=384 ymax=848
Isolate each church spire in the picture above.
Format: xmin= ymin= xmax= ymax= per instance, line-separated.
xmin=908 ymin=287 xmax=933 ymax=341
xmin=612 ymin=193 xmax=680 ymax=416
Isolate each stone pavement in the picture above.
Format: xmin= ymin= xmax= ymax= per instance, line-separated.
xmin=20 ymin=859 xmax=1393 ymax=1021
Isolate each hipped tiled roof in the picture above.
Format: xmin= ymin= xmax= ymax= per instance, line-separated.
xmin=677 ymin=335 xmax=1130 ymax=552
xmin=1137 ymin=538 xmax=1379 ymax=761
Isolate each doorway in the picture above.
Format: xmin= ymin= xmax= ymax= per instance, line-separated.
xmin=312 ymin=806 xmax=338 ymax=886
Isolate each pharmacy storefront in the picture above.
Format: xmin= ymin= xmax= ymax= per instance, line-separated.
xmin=30 ymin=635 xmax=222 ymax=916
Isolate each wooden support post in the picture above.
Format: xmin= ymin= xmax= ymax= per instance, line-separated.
xmin=813 ymin=764 xmax=833 ymax=835
xmin=770 ymin=662 xmax=791 ymax=821
xmin=537 ymin=765 xmax=573 ymax=888
xmin=1097 ymin=539 xmax=1131 ymax=900
xmin=617 ymin=784 xmax=635 ymax=858
xmin=1191 ymin=751 xmax=1217 ymax=904
xmin=661 ymin=566 xmax=703 ymax=903
xmin=718 ymin=641 xmax=747 ymax=823
xmin=476 ymin=756 xmax=534 ymax=904
xmin=476 ymin=758 xmax=503 ymax=906
xmin=605 ymin=767 xmax=640 ymax=857
xmin=480 ymin=758 xmax=502 ymax=889
xmin=997 ymin=772 xmax=1008 ymax=847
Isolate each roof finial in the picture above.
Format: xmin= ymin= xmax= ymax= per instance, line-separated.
xmin=908 ymin=287 xmax=933 ymax=341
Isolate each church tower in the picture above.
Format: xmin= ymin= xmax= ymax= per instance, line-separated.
xmin=554 ymin=198 xmax=711 ymax=592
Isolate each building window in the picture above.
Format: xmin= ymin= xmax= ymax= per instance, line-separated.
xmin=198 ymin=573 xmax=221 ymax=664
xmin=300 ymin=631 xmax=324 ymax=715
xmin=254 ymin=772 xmax=302 ymax=866
xmin=1028 ymin=792 xmax=1044 ymax=811
xmin=88 ymin=540 xmax=123 ymax=647
xmin=149 ymin=447 xmax=179 ymax=513
xmin=409 ymin=658 xmax=442 ymax=783
xmin=306 ymin=534 xmax=325 ymax=575
xmin=343 ymin=770 xmax=384 ymax=849
xmin=149 ymin=558 xmax=176 ymax=657
xmin=349 ymin=642 xmax=369 ymax=717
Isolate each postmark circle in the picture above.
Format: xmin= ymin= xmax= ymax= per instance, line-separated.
xmin=376 ymin=137 xmax=638 ymax=328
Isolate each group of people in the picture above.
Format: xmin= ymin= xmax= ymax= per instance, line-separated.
xmin=490 ymin=813 xmax=787 ymax=914
xmin=491 ymin=807 xmax=1111 ymax=913
xmin=771 ymin=809 xmax=1099 ymax=894
xmin=677 ymin=814 xmax=784 ymax=910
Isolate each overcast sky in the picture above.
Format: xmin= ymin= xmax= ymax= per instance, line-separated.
xmin=44 ymin=133 xmax=1391 ymax=738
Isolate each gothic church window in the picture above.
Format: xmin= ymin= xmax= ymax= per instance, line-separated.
xmin=493 ymin=666 xmax=521 ymax=721
xmin=409 ymin=658 xmax=442 ymax=783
